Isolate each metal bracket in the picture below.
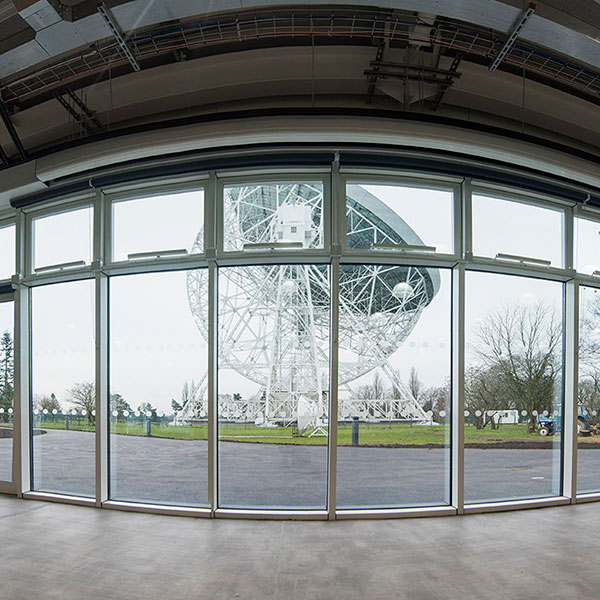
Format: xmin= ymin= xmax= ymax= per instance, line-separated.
xmin=97 ymin=2 xmax=140 ymax=72
xmin=365 ymin=41 xmax=386 ymax=104
xmin=364 ymin=62 xmax=462 ymax=87
xmin=489 ymin=3 xmax=536 ymax=72
xmin=432 ymin=53 xmax=463 ymax=111
xmin=0 ymin=98 xmax=27 ymax=162
xmin=54 ymin=89 xmax=104 ymax=135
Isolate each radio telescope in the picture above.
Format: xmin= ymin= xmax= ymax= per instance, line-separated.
xmin=183 ymin=183 xmax=439 ymax=431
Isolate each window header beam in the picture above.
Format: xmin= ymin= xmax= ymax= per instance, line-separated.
xmin=11 ymin=145 xmax=600 ymax=214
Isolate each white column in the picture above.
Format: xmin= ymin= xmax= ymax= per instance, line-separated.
xmin=14 ymin=209 xmax=29 ymax=495
xmin=206 ymin=171 xmax=218 ymax=513
xmin=94 ymin=189 xmax=109 ymax=505
xmin=452 ymin=262 xmax=465 ymax=513
xmin=328 ymin=154 xmax=341 ymax=519
xmin=563 ymin=279 xmax=578 ymax=502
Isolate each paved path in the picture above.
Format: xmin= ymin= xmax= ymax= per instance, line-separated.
xmin=0 ymin=429 xmax=598 ymax=507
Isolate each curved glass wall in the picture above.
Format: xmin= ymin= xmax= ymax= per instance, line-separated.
xmin=336 ymin=264 xmax=451 ymax=509
xmin=464 ymin=272 xmax=563 ymax=503
xmin=109 ymin=270 xmax=209 ymax=506
xmin=217 ymin=264 xmax=330 ymax=509
xmin=6 ymin=154 xmax=600 ymax=517
xmin=578 ymin=285 xmax=600 ymax=493
xmin=31 ymin=279 xmax=96 ymax=497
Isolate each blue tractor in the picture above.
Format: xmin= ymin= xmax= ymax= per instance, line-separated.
xmin=537 ymin=405 xmax=591 ymax=436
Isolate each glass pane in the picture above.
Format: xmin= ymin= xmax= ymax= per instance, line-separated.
xmin=31 ymin=280 xmax=95 ymax=497
xmin=112 ymin=190 xmax=204 ymax=262
xmin=346 ymin=184 xmax=453 ymax=254
xmin=575 ymin=217 xmax=600 ymax=275
xmin=109 ymin=270 xmax=209 ymax=506
xmin=465 ymin=272 xmax=563 ymax=504
xmin=336 ymin=265 xmax=451 ymax=508
xmin=472 ymin=194 xmax=563 ymax=267
xmin=218 ymin=264 xmax=329 ymax=509
xmin=578 ymin=286 xmax=600 ymax=493
xmin=223 ymin=182 xmax=324 ymax=251
xmin=33 ymin=206 xmax=93 ymax=271
xmin=0 ymin=302 xmax=13 ymax=482
xmin=0 ymin=224 xmax=15 ymax=281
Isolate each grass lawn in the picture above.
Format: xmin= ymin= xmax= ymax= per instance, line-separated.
xmin=17 ymin=419 xmax=598 ymax=446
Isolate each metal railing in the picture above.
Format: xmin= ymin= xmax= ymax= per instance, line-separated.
xmin=2 ymin=7 xmax=599 ymax=105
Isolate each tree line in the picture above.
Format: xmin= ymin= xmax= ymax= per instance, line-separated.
xmin=358 ymin=300 xmax=568 ymax=433
xmin=4 ymin=294 xmax=600 ymax=433
xmin=35 ymin=383 xmax=159 ymax=425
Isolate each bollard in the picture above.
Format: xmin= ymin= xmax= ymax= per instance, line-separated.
xmin=146 ymin=418 xmax=151 ymax=437
xmin=65 ymin=416 xmax=69 ymax=430
xmin=352 ymin=416 xmax=359 ymax=446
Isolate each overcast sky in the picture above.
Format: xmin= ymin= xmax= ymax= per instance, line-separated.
xmin=13 ymin=184 xmax=583 ymax=414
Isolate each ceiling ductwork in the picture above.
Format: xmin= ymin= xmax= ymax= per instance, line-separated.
xmin=0 ymin=1 xmax=596 ymax=171
xmin=1 ymin=0 xmax=600 ymax=83
xmin=15 ymin=0 xmax=61 ymax=30
xmin=15 ymin=0 xmax=126 ymax=23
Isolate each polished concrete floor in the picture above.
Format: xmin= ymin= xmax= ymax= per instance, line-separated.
xmin=0 ymin=493 xmax=598 ymax=600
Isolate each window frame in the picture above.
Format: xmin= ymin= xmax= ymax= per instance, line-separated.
xmin=339 ymin=173 xmax=462 ymax=262
xmin=0 ymin=219 xmax=16 ymax=284
xmin=469 ymin=184 xmax=571 ymax=273
xmin=105 ymin=176 xmax=209 ymax=268
xmin=3 ymin=152 xmax=598 ymax=518
xmin=25 ymin=194 xmax=95 ymax=281
xmin=216 ymin=171 xmax=331 ymax=260
xmin=573 ymin=205 xmax=600 ymax=281
xmin=462 ymin=268 xmax=567 ymax=505
xmin=28 ymin=276 xmax=97 ymax=498
xmin=0 ymin=294 xmax=15 ymax=492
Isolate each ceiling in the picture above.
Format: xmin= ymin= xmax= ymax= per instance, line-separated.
xmin=0 ymin=0 xmax=597 ymax=172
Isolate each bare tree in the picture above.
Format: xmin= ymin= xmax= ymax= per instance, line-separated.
xmin=355 ymin=371 xmax=389 ymax=417
xmin=408 ymin=367 xmax=422 ymax=404
xmin=355 ymin=371 xmax=388 ymax=402
xmin=420 ymin=382 xmax=449 ymax=423
xmin=578 ymin=291 xmax=600 ymax=417
xmin=34 ymin=393 xmax=62 ymax=414
xmin=464 ymin=366 xmax=508 ymax=429
xmin=474 ymin=301 xmax=560 ymax=433
xmin=67 ymin=381 xmax=95 ymax=424
xmin=180 ymin=380 xmax=201 ymax=413
xmin=579 ymin=378 xmax=600 ymax=417
xmin=579 ymin=289 xmax=600 ymax=361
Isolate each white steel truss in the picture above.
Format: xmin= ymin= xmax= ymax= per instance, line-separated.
xmin=184 ymin=182 xmax=434 ymax=430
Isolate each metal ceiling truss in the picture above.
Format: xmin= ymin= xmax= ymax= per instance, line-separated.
xmin=432 ymin=53 xmax=463 ymax=111
xmin=489 ymin=2 xmax=536 ymax=72
xmin=363 ymin=61 xmax=462 ymax=86
xmin=365 ymin=40 xmax=386 ymax=104
xmin=54 ymin=89 xmax=104 ymax=134
xmin=0 ymin=96 xmax=26 ymax=163
xmin=0 ymin=6 xmax=599 ymax=109
xmin=96 ymin=2 xmax=141 ymax=72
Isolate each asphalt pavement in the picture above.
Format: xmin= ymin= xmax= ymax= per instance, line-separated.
xmin=0 ymin=429 xmax=598 ymax=508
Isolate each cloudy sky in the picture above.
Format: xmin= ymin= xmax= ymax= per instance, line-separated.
xmin=18 ymin=183 xmax=579 ymax=414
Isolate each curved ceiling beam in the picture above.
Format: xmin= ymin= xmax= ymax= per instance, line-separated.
xmin=3 ymin=0 xmax=600 ymax=83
